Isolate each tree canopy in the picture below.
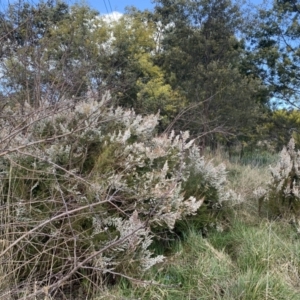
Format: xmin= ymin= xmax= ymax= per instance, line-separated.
xmin=248 ymin=0 xmax=300 ymax=108
xmin=0 ymin=0 xmax=298 ymax=151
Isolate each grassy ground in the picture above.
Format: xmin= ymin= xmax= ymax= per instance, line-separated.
xmin=98 ymin=221 xmax=300 ymax=299
xmin=94 ymin=151 xmax=300 ymax=300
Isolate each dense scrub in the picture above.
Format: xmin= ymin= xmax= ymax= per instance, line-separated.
xmin=103 ymin=149 xmax=300 ymax=300
xmin=0 ymin=95 xmax=236 ymax=299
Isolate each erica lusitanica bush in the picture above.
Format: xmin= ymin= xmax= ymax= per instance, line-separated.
xmin=0 ymin=93 xmax=235 ymax=298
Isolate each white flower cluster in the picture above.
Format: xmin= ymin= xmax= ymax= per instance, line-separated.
xmin=253 ymin=186 xmax=267 ymax=200
xmin=92 ymin=211 xmax=164 ymax=271
xmin=270 ymin=138 xmax=300 ymax=195
xmin=188 ymin=145 xmax=238 ymax=204
xmin=269 ymin=146 xmax=292 ymax=184
xmin=254 ymin=138 xmax=300 ymax=214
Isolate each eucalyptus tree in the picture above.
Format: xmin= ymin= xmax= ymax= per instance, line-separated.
xmin=152 ymin=0 xmax=267 ymax=148
xmin=247 ymin=0 xmax=300 ymax=109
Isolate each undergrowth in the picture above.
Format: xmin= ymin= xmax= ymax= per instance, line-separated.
xmin=101 ymin=220 xmax=300 ymax=300
xmin=97 ymin=149 xmax=300 ymax=300
xmin=0 ymin=100 xmax=298 ymax=300
xmin=0 ymin=96 xmax=236 ymax=299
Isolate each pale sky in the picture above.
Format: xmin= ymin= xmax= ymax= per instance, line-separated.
xmin=87 ymin=0 xmax=265 ymax=15
xmin=87 ymin=0 xmax=154 ymax=14
xmin=0 ymin=0 xmax=267 ymax=16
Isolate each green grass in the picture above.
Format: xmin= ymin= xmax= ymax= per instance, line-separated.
xmin=103 ymin=220 xmax=300 ymax=300
xmin=229 ymin=151 xmax=278 ymax=167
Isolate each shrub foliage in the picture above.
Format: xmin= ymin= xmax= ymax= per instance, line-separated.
xmin=255 ymin=138 xmax=300 ymax=219
xmin=0 ymin=95 xmax=235 ymax=298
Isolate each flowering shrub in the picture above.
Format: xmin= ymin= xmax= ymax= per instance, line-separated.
xmin=0 ymin=95 xmax=234 ymax=298
xmin=254 ymin=138 xmax=300 ymax=218
xmin=176 ymin=146 xmax=240 ymax=234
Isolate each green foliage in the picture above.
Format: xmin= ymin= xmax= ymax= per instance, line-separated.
xmin=0 ymin=1 xmax=184 ymax=130
xmin=99 ymin=11 xmax=185 ymax=128
xmin=257 ymin=109 xmax=300 ymax=152
xmin=247 ymin=0 xmax=300 ymax=107
xmin=0 ymin=0 xmax=72 ymax=105
xmin=152 ymin=0 xmax=267 ymax=144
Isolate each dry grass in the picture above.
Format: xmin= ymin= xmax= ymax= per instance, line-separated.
xmin=204 ymin=147 xmax=274 ymax=222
